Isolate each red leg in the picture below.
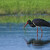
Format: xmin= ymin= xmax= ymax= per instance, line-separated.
xmin=40 ymin=27 xmax=43 ymax=40
xmin=37 ymin=27 xmax=38 ymax=40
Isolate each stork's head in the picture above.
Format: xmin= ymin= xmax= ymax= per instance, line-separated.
xmin=24 ymin=20 xmax=31 ymax=28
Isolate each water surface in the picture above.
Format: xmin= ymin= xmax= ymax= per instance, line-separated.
xmin=0 ymin=23 xmax=50 ymax=50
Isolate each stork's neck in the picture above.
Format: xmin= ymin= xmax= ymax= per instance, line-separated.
xmin=28 ymin=20 xmax=35 ymax=27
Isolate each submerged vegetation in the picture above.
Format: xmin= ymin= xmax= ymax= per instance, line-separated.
xmin=0 ymin=0 xmax=50 ymax=14
xmin=0 ymin=16 xmax=50 ymax=23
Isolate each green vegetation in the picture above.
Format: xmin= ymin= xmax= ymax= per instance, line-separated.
xmin=0 ymin=0 xmax=50 ymax=23
xmin=0 ymin=0 xmax=50 ymax=14
xmin=0 ymin=16 xmax=50 ymax=23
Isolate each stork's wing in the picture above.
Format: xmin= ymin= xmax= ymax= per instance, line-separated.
xmin=32 ymin=19 xmax=50 ymax=27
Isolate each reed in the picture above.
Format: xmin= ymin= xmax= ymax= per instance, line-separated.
xmin=0 ymin=0 xmax=50 ymax=14
xmin=0 ymin=16 xmax=50 ymax=23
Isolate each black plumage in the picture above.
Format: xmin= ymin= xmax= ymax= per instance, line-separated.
xmin=32 ymin=19 xmax=50 ymax=27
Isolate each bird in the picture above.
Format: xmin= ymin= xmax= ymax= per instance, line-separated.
xmin=24 ymin=18 xmax=50 ymax=40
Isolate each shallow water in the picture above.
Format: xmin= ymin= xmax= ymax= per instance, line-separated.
xmin=0 ymin=13 xmax=50 ymax=16
xmin=0 ymin=23 xmax=50 ymax=50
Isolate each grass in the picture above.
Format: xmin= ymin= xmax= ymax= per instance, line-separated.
xmin=0 ymin=0 xmax=50 ymax=23
xmin=0 ymin=16 xmax=50 ymax=23
xmin=0 ymin=0 xmax=50 ymax=14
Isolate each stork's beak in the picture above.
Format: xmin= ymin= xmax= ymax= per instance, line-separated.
xmin=24 ymin=22 xmax=28 ymax=28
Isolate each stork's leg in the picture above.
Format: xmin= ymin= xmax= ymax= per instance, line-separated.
xmin=37 ymin=27 xmax=38 ymax=40
xmin=40 ymin=27 xmax=43 ymax=40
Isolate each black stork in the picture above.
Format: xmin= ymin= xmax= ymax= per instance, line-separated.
xmin=24 ymin=18 xmax=50 ymax=40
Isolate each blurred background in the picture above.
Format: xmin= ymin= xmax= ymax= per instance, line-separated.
xmin=0 ymin=0 xmax=50 ymax=23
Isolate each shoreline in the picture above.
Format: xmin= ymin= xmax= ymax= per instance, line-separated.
xmin=0 ymin=13 xmax=50 ymax=16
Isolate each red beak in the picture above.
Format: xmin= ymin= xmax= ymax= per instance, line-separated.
xmin=24 ymin=22 xmax=28 ymax=28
